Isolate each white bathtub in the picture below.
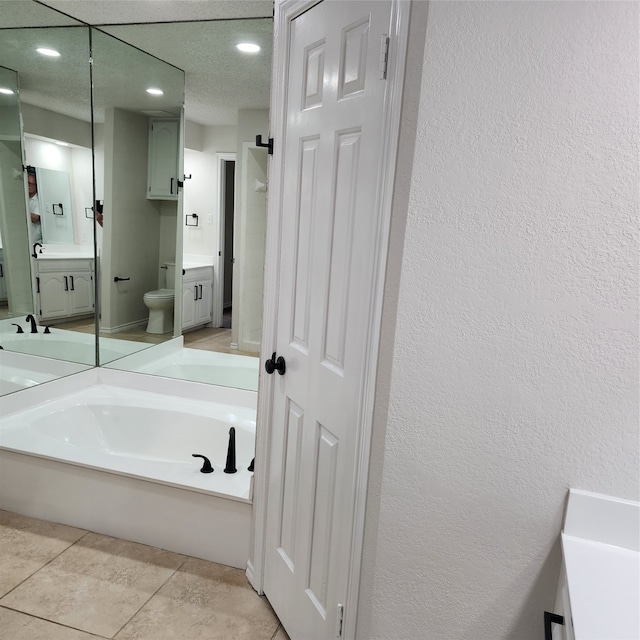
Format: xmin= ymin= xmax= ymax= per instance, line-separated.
xmin=0 ymin=368 xmax=256 ymax=568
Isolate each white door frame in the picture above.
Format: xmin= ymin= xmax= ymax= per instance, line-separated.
xmin=214 ymin=152 xmax=236 ymax=328
xmin=249 ymin=0 xmax=410 ymax=637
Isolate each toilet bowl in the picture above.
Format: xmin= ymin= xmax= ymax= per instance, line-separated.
xmin=143 ymin=263 xmax=175 ymax=334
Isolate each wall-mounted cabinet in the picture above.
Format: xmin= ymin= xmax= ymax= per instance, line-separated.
xmin=36 ymin=258 xmax=94 ymax=322
xmin=147 ymin=118 xmax=179 ymax=200
xmin=182 ymin=266 xmax=213 ymax=331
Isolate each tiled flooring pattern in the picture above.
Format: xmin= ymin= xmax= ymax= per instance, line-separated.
xmin=0 ymin=510 xmax=288 ymax=640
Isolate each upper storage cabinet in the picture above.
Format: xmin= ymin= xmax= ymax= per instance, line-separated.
xmin=147 ymin=118 xmax=179 ymax=200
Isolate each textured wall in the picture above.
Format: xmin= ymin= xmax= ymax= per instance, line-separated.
xmin=360 ymin=2 xmax=639 ymax=639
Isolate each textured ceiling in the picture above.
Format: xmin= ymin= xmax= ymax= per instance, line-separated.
xmin=0 ymin=1 xmax=273 ymax=127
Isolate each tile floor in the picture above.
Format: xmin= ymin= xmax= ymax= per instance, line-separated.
xmin=0 ymin=510 xmax=289 ymax=640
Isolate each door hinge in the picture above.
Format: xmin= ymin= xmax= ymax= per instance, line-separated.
xmin=379 ymin=35 xmax=390 ymax=80
xmin=336 ymin=603 xmax=344 ymax=637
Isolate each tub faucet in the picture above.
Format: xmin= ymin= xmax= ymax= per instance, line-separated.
xmin=25 ymin=314 xmax=38 ymax=333
xmin=224 ymin=427 xmax=237 ymax=474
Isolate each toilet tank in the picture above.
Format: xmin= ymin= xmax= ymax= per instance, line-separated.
xmin=164 ymin=262 xmax=176 ymax=289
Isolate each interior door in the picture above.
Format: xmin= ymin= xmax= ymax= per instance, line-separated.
xmin=263 ymin=1 xmax=393 ymax=638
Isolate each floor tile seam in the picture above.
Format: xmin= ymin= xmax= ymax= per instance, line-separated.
xmin=0 ymin=529 xmax=91 ymax=601
xmin=0 ymin=603 xmax=111 ymax=639
xmin=270 ymin=623 xmax=284 ymax=640
xmin=110 ymin=555 xmax=190 ymax=638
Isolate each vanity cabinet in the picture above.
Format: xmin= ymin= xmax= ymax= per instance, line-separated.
xmin=36 ymin=259 xmax=94 ymax=321
xmin=182 ymin=266 xmax=213 ymax=331
xmin=147 ymin=118 xmax=179 ymax=200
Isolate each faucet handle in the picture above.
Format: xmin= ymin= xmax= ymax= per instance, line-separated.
xmin=11 ymin=323 xmax=24 ymax=334
xmin=192 ymin=454 xmax=214 ymax=473
xmin=44 ymin=326 xmax=51 ymax=334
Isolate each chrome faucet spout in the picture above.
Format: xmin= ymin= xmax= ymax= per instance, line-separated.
xmin=25 ymin=314 xmax=38 ymax=334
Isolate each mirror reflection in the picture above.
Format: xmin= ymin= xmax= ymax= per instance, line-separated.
xmin=0 ymin=8 xmax=273 ymax=396
xmin=0 ymin=25 xmax=96 ymax=393
xmin=100 ymin=19 xmax=272 ymax=392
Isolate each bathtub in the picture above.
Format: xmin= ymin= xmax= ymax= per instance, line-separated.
xmin=0 ymin=368 xmax=256 ymax=568
xmin=0 ymin=351 xmax=90 ymax=396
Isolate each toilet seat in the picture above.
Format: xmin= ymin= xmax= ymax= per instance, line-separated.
xmin=144 ymin=288 xmax=175 ymax=300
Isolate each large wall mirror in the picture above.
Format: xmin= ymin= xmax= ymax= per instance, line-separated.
xmin=100 ymin=18 xmax=272 ymax=393
xmin=0 ymin=1 xmax=272 ymax=397
xmin=0 ymin=20 xmax=97 ymax=394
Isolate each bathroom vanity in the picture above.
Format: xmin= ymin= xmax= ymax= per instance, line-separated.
xmin=34 ymin=256 xmax=95 ymax=323
xmin=548 ymin=489 xmax=639 ymax=640
xmin=182 ymin=265 xmax=213 ymax=331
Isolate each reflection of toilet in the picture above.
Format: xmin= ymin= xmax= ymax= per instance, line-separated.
xmin=143 ymin=262 xmax=175 ymax=334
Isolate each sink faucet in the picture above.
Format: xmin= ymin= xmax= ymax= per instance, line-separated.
xmin=32 ymin=242 xmax=42 ymax=258
xmin=25 ymin=314 xmax=38 ymax=333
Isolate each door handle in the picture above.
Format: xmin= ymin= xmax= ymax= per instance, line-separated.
xmin=70 ymin=275 xmax=75 ymax=291
xmin=544 ymin=612 xmax=564 ymax=640
xmin=64 ymin=276 xmax=68 ymax=291
xmin=170 ymin=177 xmax=174 ymax=194
xmin=194 ymin=286 xmax=198 ymax=301
xmin=265 ymin=352 xmax=286 ymax=375
xmin=199 ymin=284 xmax=202 ymax=299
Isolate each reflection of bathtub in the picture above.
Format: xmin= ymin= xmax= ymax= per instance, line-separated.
xmin=106 ymin=339 xmax=260 ymax=391
xmin=0 ymin=368 xmax=256 ymax=568
xmin=0 ymin=351 xmax=89 ymax=395
xmin=0 ymin=325 xmax=149 ymax=366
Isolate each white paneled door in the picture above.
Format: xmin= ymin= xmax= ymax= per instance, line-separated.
xmin=263 ymin=1 xmax=399 ymax=638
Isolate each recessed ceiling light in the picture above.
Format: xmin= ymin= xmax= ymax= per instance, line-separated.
xmin=236 ymin=43 xmax=260 ymax=53
xmin=36 ymin=47 xmax=61 ymax=57
xmin=146 ymin=88 xmax=164 ymax=96
xmin=0 ymin=88 xmax=14 ymax=95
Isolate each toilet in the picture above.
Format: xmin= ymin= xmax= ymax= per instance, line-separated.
xmin=143 ymin=262 xmax=175 ymax=334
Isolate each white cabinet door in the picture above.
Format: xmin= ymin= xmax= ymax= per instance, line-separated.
xmin=39 ymin=271 xmax=68 ymax=319
xmin=182 ymin=279 xmax=197 ymax=330
xmin=0 ymin=261 xmax=7 ymax=301
xmin=147 ymin=119 xmax=179 ymax=200
xmin=195 ymin=277 xmax=213 ymax=326
xmin=68 ymin=271 xmax=94 ymax=315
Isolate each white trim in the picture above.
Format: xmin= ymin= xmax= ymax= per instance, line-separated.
xmin=249 ymin=4 xmax=410 ymax=639
xmin=215 ymin=152 xmax=236 ymax=328
xmin=343 ymin=2 xmax=410 ymax=637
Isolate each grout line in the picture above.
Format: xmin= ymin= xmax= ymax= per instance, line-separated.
xmin=109 ymin=556 xmax=189 ymax=638
xmin=269 ymin=623 xmax=284 ymax=640
xmin=0 ymin=603 xmax=111 ymax=638
xmin=0 ymin=529 xmax=90 ymax=601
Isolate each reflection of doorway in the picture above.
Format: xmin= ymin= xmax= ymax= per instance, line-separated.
xmin=215 ymin=153 xmax=236 ymax=330
xmin=222 ymin=160 xmax=235 ymax=328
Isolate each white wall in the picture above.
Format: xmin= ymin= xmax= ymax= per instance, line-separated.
xmin=360 ymin=3 xmax=639 ymax=640
xmin=102 ymin=108 xmax=161 ymax=332
xmin=183 ymin=125 xmax=237 ymax=259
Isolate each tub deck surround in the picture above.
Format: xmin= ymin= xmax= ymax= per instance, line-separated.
xmin=0 ymin=368 xmax=257 ymax=568
xmin=0 ymin=350 xmax=89 ymax=396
